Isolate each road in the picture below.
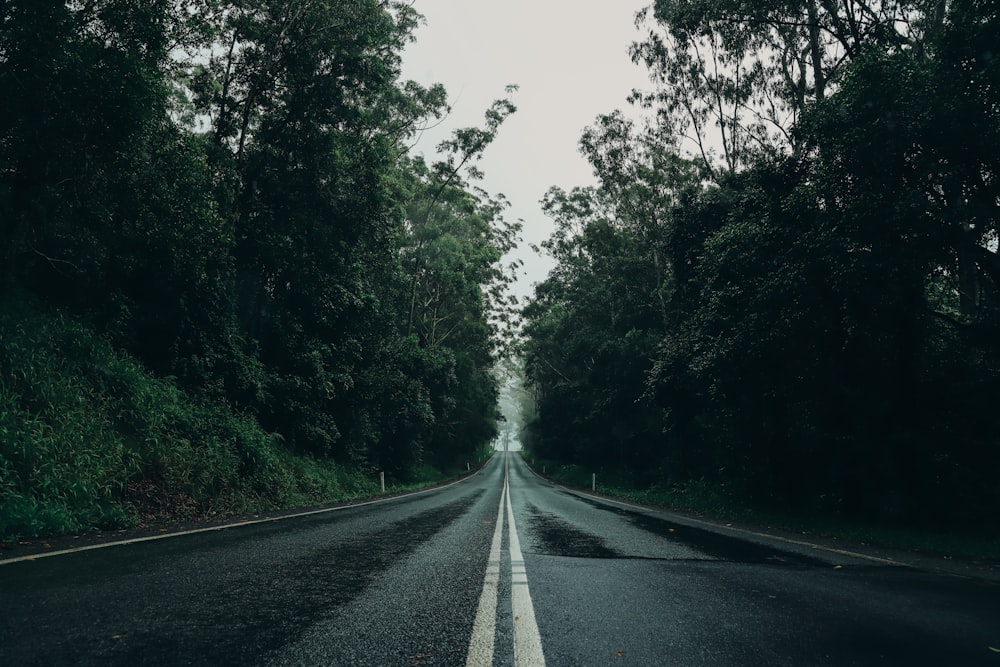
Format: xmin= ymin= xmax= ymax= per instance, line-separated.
xmin=1 ymin=452 xmax=998 ymax=666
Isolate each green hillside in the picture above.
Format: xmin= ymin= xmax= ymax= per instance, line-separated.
xmin=0 ymin=293 xmax=390 ymax=540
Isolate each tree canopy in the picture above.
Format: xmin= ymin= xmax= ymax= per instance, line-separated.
xmin=522 ymin=0 xmax=1000 ymax=528
xmin=1 ymin=0 xmax=517 ymax=484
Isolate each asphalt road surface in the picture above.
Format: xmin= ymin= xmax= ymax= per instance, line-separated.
xmin=1 ymin=453 xmax=998 ymax=666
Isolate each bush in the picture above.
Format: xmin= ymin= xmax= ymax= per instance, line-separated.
xmin=0 ymin=294 xmax=387 ymax=541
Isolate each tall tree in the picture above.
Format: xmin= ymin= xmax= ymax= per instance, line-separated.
xmin=175 ymin=0 xmax=450 ymax=457
xmin=391 ymin=92 xmax=521 ymax=470
xmin=523 ymin=0 xmax=1000 ymax=527
xmin=630 ymin=0 xmax=947 ymax=176
xmin=1 ymin=0 xmax=172 ymax=292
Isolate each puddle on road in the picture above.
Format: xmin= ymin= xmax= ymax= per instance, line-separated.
xmin=280 ymin=494 xmax=482 ymax=610
xmin=575 ymin=496 xmax=827 ymax=567
xmin=527 ymin=511 xmax=621 ymax=559
xmin=526 ymin=506 xmax=623 ymax=559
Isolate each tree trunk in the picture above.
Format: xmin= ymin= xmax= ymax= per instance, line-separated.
xmin=957 ymin=223 xmax=980 ymax=317
xmin=0 ymin=215 xmax=17 ymax=293
xmin=806 ymin=0 xmax=826 ymax=101
xmin=651 ymin=246 xmax=670 ymax=333
xmin=1 ymin=180 xmax=30 ymax=294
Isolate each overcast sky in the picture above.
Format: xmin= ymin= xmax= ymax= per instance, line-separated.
xmin=400 ymin=0 xmax=652 ymax=301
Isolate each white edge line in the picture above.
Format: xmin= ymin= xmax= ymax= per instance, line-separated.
xmin=521 ymin=462 xmax=910 ymax=568
xmin=0 ymin=458 xmax=495 ymax=567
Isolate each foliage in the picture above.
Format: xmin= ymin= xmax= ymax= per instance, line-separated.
xmin=0 ymin=293 xmax=386 ymax=540
xmin=522 ymin=1 xmax=1000 ymax=531
xmin=630 ymin=0 xmax=949 ymax=177
xmin=0 ymin=289 xmax=499 ymax=541
xmin=0 ymin=1 xmax=514 ymax=536
xmin=0 ymin=298 xmax=138 ymax=537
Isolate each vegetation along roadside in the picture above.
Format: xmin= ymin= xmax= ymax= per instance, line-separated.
xmin=518 ymin=1 xmax=1000 ymax=558
xmin=1 ymin=1 xmax=517 ymax=542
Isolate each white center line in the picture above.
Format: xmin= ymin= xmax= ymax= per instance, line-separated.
xmin=506 ymin=459 xmax=546 ymax=667
xmin=466 ymin=456 xmax=546 ymax=666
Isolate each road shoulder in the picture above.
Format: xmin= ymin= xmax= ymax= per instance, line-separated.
xmin=522 ymin=462 xmax=1000 ymax=583
xmin=0 ymin=464 xmax=491 ymax=565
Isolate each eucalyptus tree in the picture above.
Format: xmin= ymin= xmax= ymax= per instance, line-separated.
xmin=392 ymin=91 xmax=521 ymax=469
xmin=523 ymin=209 xmax=665 ymax=471
xmin=781 ymin=4 xmax=1000 ymax=519
xmin=579 ymin=112 xmax=702 ymax=330
xmin=402 ymin=90 xmax=520 ymax=343
xmin=630 ymin=0 xmax=949 ymax=177
xmin=164 ymin=0 xmax=453 ymax=459
xmin=522 ymin=120 xmax=696 ymax=472
xmin=402 ymin=165 xmax=518 ymax=351
xmin=523 ymin=1 xmax=1000 ymax=526
xmin=2 ymin=0 xmax=527 ymax=482
xmin=638 ymin=0 xmax=1000 ymax=521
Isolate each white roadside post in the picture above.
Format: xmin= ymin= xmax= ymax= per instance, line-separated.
xmin=592 ymin=473 xmax=596 ymax=492
xmin=380 ymin=471 xmax=385 ymax=493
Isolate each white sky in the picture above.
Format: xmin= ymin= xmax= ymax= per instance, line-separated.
xmin=400 ymin=0 xmax=652 ymax=302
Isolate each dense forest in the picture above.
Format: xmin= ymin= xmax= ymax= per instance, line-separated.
xmin=522 ymin=0 xmax=1000 ymax=529
xmin=4 ymin=0 xmax=997 ymax=541
xmin=0 ymin=1 xmax=519 ymax=538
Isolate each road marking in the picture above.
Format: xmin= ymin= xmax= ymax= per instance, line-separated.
xmin=466 ymin=455 xmax=547 ymax=666
xmin=0 ymin=462 xmax=492 ymax=567
xmin=505 ymin=459 xmax=546 ymax=667
xmin=466 ymin=483 xmax=506 ymax=666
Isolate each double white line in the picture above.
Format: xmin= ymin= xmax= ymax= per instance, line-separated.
xmin=466 ymin=457 xmax=545 ymax=666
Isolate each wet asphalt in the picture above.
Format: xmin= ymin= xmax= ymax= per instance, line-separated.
xmin=1 ymin=452 xmax=998 ymax=666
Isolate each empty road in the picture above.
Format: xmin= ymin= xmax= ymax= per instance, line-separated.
xmin=1 ymin=452 xmax=998 ymax=665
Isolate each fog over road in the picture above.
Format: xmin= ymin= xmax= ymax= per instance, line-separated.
xmin=2 ymin=453 xmax=998 ymax=665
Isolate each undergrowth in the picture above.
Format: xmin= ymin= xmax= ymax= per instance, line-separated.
xmin=0 ymin=294 xmax=443 ymax=542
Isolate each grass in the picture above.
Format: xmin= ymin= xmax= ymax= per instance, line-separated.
xmin=0 ymin=293 xmax=479 ymax=542
xmin=523 ymin=454 xmax=1000 ymax=562
xmin=386 ymin=447 xmax=493 ymax=494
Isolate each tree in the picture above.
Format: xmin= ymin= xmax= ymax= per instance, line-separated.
xmin=630 ymin=0 xmax=948 ymax=177
xmin=168 ymin=0 xmax=453 ymax=459
xmin=391 ymin=92 xmax=521 ymax=470
xmin=523 ymin=0 xmax=1000 ymax=527
xmin=2 ymin=0 xmax=513 ymax=481
xmin=1 ymin=0 xmax=172 ymax=292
